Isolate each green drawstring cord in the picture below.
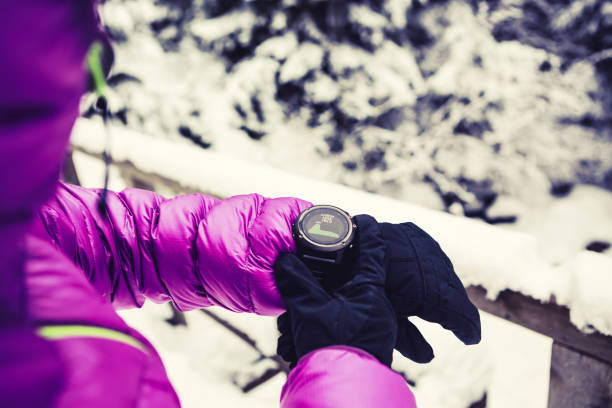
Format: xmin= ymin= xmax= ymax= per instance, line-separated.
xmin=38 ymin=325 xmax=148 ymax=354
xmin=42 ymin=47 xmax=140 ymax=353
xmin=87 ymin=42 xmax=108 ymax=98
xmin=86 ymin=42 xmax=111 ymax=215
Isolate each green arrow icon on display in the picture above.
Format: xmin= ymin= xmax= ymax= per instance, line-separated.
xmin=308 ymin=223 xmax=340 ymax=238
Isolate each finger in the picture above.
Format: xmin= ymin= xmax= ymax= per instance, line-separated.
xmin=445 ymin=263 xmax=481 ymax=344
xmin=273 ymin=253 xmax=330 ymax=310
xmin=349 ymin=214 xmax=386 ymax=288
xmin=400 ymin=222 xmax=481 ymax=345
xmin=435 ymin=283 xmax=481 ymax=345
xmin=418 ymin=243 xmax=481 ymax=345
xmin=395 ymin=318 xmax=434 ymax=363
xmin=277 ymin=310 xmax=292 ymax=335
xmin=277 ymin=313 xmax=298 ymax=365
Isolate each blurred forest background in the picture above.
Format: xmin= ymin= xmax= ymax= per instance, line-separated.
xmin=91 ymin=0 xmax=612 ymax=230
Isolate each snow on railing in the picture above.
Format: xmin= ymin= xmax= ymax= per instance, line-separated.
xmin=71 ymin=117 xmax=612 ymax=406
xmin=71 ymin=118 xmax=612 ymax=338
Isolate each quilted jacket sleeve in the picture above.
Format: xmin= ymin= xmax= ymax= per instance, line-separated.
xmin=33 ymin=182 xmax=312 ymax=315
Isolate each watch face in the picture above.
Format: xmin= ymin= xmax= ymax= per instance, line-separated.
xmin=301 ymin=206 xmax=350 ymax=246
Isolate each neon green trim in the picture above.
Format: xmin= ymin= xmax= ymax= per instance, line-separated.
xmin=87 ymin=42 xmax=107 ymax=97
xmin=308 ymin=223 xmax=340 ymax=239
xmin=38 ymin=325 xmax=147 ymax=353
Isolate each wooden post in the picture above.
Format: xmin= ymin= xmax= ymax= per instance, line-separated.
xmin=467 ymin=286 xmax=612 ymax=406
xmin=61 ymin=150 xmax=81 ymax=186
xmin=548 ymin=342 xmax=612 ymax=408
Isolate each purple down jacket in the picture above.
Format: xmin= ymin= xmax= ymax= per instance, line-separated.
xmin=0 ymin=1 xmax=416 ymax=407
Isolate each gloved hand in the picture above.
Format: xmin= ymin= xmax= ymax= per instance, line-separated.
xmin=274 ymin=215 xmax=397 ymax=367
xmin=380 ymin=222 xmax=481 ymax=363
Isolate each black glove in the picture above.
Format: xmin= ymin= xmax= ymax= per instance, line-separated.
xmin=381 ymin=222 xmax=481 ymax=363
xmin=274 ymin=215 xmax=397 ymax=367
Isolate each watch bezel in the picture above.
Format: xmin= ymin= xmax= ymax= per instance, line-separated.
xmin=293 ymin=205 xmax=356 ymax=253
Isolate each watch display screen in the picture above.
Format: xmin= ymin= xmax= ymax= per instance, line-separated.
xmin=302 ymin=207 xmax=350 ymax=245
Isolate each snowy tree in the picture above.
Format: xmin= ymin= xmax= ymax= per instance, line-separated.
xmin=93 ymin=0 xmax=612 ymax=221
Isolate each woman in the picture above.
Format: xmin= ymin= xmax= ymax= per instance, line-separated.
xmin=0 ymin=1 xmax=419 ymax=406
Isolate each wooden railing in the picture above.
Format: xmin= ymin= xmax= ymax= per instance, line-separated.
xmin=467 ymin=286 xmax=612 ymax=407
xmin=64 ymin=147 xmax=612 ymax=407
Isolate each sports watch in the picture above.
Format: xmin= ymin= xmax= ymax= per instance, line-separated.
xmin=292 ymin=205 xmax=357 ymax=287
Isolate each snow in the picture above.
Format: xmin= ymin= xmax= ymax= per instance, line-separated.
xmin=71 ymin=118 xmax=612 ymax=338
xmin=279 ymin=42 xmax=324 ymax=83
xmin=71 ymin=150 xmax=127 ymax=192
xmin=256 ymin=32 xmax=298 ymax=61
xmin=116 ymin=302 xmax=552 ymax=408
xmin=118 ymin=303 xmax=283 ymax=408
xmin=567 ymin=252 xmax=612 ymax=335
xmin=189 ymin=10 xmax=258 ymax=44
xmin=114 ymin=296 xmax=553 ymax=408
xmin=72 ymin=123 xmax=555 ymax=408
xmin=500 ymin=185 xmax=612 ymax=264
xmin=304 ymin=72 xmax=341 ymax=104
xmin=385 ymin=0 xmax=412 ymax=29
xmin=393 ymin=314 xmax=551 ymax=408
